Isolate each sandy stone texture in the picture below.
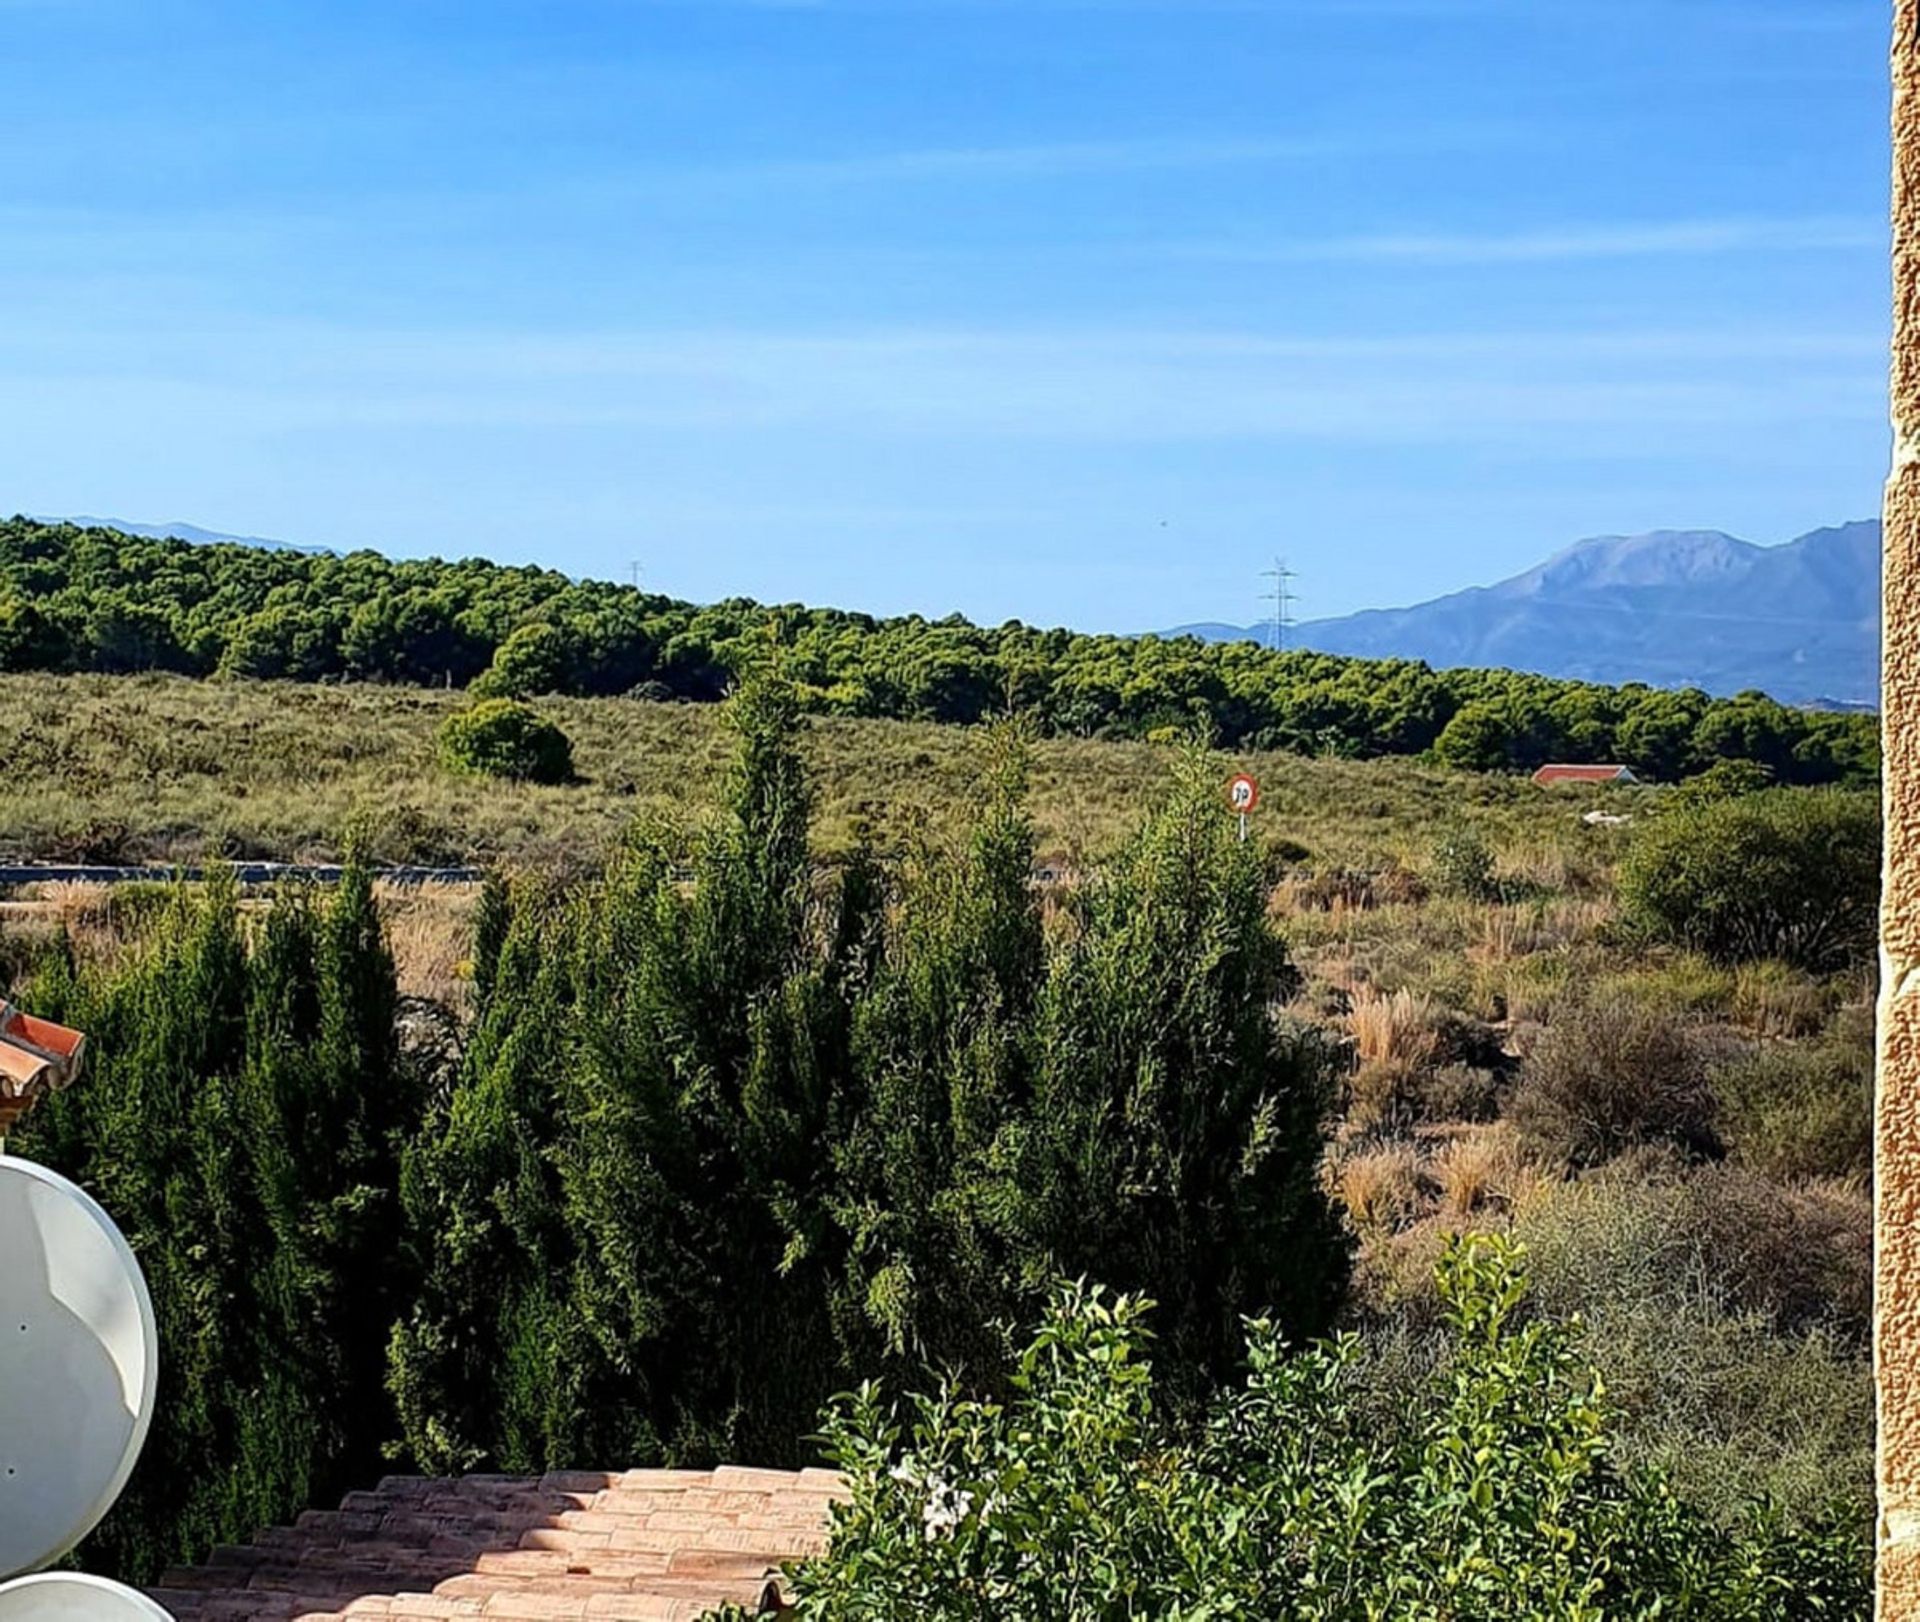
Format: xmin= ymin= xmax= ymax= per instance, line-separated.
xmin=1884 ymin=4 xmax=1920 ymax=1616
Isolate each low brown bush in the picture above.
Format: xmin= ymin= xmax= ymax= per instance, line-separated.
xmin=1508 ymin=1158 xmax=1869 ymax=1342
xmin=1673 ymin=1166 xmax=1871 ymax=1339
xmin=1346 ymin=1059 xmax=1423 ymax=1136
xmin=1353 ymin=1163 xmax=1874 ymax=1530
xmin=1278 ymin=864 xmax=1428 ymax=914
xmin=1509 ymin=997 xmax=1719 ymax=1169
xmin=1421 ymin=1062 xmax=1504 ymax=1123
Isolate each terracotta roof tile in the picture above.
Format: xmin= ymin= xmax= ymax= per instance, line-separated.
xmin=152 ymin=1470 xmax=846 ymax=1622
xmin=1531 ymin=763 xmax=1637 ymax=785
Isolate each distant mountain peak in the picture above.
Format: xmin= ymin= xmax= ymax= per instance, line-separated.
xmin=1514 ymin=529 xmax=1760 ymax=594
xmin=1163 ymin=521 xmax=1880 ymax=707
xmin=29 ymin=515 xmax=314 ymax=552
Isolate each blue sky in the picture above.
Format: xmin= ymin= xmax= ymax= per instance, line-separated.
xmin=0 ymin=0 xmax=1890 ymax=630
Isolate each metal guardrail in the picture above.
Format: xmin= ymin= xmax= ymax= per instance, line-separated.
xmin=0 ymin=863 xmax=481 ymax=887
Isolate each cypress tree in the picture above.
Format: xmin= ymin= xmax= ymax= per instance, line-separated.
xmin=831 ymin=722 xmax=1042 ymax=1377
xmin=11 ymin=862 xmax=414 ymax=1582
xmin=1007 ymin=749 xmax=1348 ymax=1405
xmin=388 ymin=880 xmax=576 ymax=1472
xmin=390 ymin=696 xmax=1347 ymax=1472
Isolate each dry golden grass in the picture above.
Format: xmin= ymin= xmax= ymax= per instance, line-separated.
xmin=0 ymin=672 xmax=1615 ymax=872
xmin=1430 ymin=1124 xmax=1542 ymax=1221
xmin=1330 ymin=1143 xmax=1432 ymax=1236
xmin=1472 ymin=898 xmax=1614 ymax=966
xmin=1730 ymin=960 xmax=1835 ymax=1040
xmin=1346 ymin=986 xmax=1442 ymax=1069
xmin=378 ymin=882 xmax=480 ymax=1009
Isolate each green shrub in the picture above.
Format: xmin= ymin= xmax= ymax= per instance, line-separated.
xmin=1352 ymin=1167 xmax=1872 ymax=1534
xmin=436 ymin=698 xmax=573 ymax=784
xmin=1670 ymin=757 xmax=1776 ymax=807
xmin=1500 ymin=1167 xmax=1872 ymax=1527
xmin=767 ymin=1236 xmax=1867 ymax=1620
xmin=1618 ymin=788 xmax=1879 ymax=971
xmin=1511 ymin=997 xmax=1719 ymax=1169
xmin=471 ymin=621 xmax=572 ymax=699
xmin=391 ymin=680 xmax=1345 ymax=1473
xmin=1715 ymin=1038 xmax=1872 ymax=1182
xmin=1429 ymin=827 xmax=1497 ymax=900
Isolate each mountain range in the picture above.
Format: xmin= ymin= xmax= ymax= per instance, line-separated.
xmin=1167 ymin=520 xmax=1882 ymax=709
xmin=34 ymin=516 xmax=313 ymax=552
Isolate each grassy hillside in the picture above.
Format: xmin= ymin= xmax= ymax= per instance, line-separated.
xmin=0 ymin=673 xmax=1644 ymax=872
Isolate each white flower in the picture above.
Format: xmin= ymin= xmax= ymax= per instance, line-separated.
xmin=919 ymin=1472 xmax=974 ymax=1541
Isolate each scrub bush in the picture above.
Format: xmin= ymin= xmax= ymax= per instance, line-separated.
xmin=1714 ymin=1037 xmax=1872 ymax=1183
xmin=1430 ymin=827 xmax=1498 ymax=900
xmin=436 ymin=698 xmax=573 ymax=784
xmin=1618 ymin=789 xmax=1879 ymax=971
xmin=1510 ymin=996 xmax=1719 ymax=1168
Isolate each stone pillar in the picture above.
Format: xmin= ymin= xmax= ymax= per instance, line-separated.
xmin=1885 ymin=4 xmax=1920 ymax=1612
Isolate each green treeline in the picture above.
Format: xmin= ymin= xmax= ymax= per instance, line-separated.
xmin=0 ymin=517 xmax=1878 ymax=784
xmin=13 ymin=677 xmax=1344 ymax=1582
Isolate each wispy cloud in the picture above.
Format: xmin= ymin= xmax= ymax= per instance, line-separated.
xmin=0 ymin=316 xmax=1881 ymax=449
xmin=605 ymin=126 xmax=1514 ymax=193
xmin=1156 ymin=217 xmax=1883 ymax=266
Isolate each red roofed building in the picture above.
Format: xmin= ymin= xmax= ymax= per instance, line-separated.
xmin=1531 ymin=764 xmax=1639 ymax=787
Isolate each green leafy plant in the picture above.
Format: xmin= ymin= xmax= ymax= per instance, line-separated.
xmin=768 ymin=1236 xmax=1868 ymax=1620
xmin=436 ymin=698 xmax=574 ymax=784
xmin=1430 ymin=827 xmax=1498 ymax=900
xmin=1618 ymin=789 xmax=1879 ymax=970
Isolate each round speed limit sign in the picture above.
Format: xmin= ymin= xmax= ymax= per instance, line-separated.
xmin=1227 ymin=773 xmax=1260 ymax=814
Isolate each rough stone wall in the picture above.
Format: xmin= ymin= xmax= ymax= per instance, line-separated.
xmin=1886 ymin=3 xmax=1920 ymax=1613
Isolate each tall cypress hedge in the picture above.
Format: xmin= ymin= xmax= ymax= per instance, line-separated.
xmin=389 ymin=674 xmax=1347 ymax=1472
xmin=5 ymin=671 xmax=1347 ymax=1573
xmin=12 ymin=865 xmax=416 ymax=1584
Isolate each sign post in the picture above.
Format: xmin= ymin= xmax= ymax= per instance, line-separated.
xmin=1226 ymin=772 xmax=1260 ymax=844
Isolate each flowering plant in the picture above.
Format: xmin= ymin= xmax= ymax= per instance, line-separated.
xmin=732 ymin=1239 xmax=1867 ymax=1620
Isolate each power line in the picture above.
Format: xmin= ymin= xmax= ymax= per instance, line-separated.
xmin=1261 ymin=557 xmax=1297 ymax=652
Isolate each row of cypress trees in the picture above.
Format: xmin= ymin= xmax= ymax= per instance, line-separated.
xmin=15 ymin=864 xmax=412 ymax=1581
xmin=388 ymin=673 xmax=1345 ymax=1473
xmin=14 ymin=669 xmax=1348 ymax=1581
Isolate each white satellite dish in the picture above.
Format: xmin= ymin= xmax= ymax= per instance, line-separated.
xmin=0 ymin=1158 xmax=158 ymax=1578
xmin=0 ymin=1575 xmax=171 ymax=1622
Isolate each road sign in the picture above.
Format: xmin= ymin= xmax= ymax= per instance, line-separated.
xmin=1227 ymin=773 xmax=1260 ymax=814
